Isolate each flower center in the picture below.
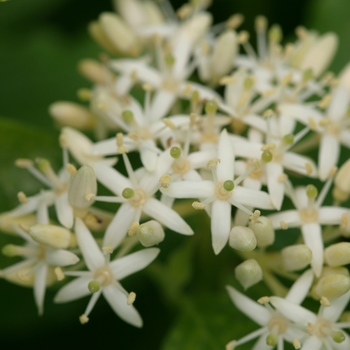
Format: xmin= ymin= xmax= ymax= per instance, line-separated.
xmin=94 ymin=266 xmax=113 ymax=286
xmin=162 ymin=79 xmax=179 ymax=92
xmin=214 ymin=182 xmax=233 ymax=201
xmin=268 ymin=314 xmax=289 ymax=335
xmin=172 ymin=159 xmax=190 ymax=175
xmin=128 ymin=188 xmax=147 ymax=208
xmin=312 ymin=318 xmax=332 ymax=339
xmin=299 ymin=208 xmax=318 ymax=223
xmin=247 ymin=161 xmax=263 ymax=180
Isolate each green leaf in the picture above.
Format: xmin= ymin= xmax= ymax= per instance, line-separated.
xmin=0 ymin=117 xmax=60 ymax=212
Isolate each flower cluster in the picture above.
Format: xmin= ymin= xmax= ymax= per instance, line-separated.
xmin=1 ymin=0 xmax=350 ymax=348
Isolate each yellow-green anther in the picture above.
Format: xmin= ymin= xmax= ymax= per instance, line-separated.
xmin=283 ymin=133 xmax=294 ymax=145
xmin=244 ymin=77 xmax=254 ymax=90
xmin=332 ymin=331 xmax=346 ymax=343
xmin=170 ymin=146 xmax=182 ymax=159
xmin=306 ymin=184 xmax=318 ymax=199
xmin=223 ymin=180 xmax=234 ymax=191
xmin=205 ymin=100 xmax=217 ymax=115
xmin=261 ymin=150 xmax=273 ymax=163
xmin=268 ymin=25 xmax=282 ymax=43
xmin=122 ymin=110 xmax=134 ymax=122
xmin=303 ymin=68 xmax=313 ymax=81
xmin=266 ymin=334 xmax=278 ymax=346
xmin=191 ymin=91 xmax=199 ymax=105
xmin=88 ymin=280 xmax=100 ymax=293
xmin=2 ymin=244 xmax=17 ymax=257
xmin=165 ymin=54 xmax=175 ymax=66
xmin=36 ymin=158 xmax=51 ymax=172
xmin=122 ymin=187 xmax=135 ymax=199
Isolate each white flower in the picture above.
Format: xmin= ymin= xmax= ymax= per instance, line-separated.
xmin=270 ymin=291 xmax=350 ymax=350
xmin=54 ymin=218 xmax=159 ymax=326
xmin=226 ymin=269 xmax=313 ymax=350
xmin=161 ymin=129 xmax=274 ymax=254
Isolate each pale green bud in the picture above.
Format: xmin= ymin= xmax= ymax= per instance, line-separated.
xmin=229 ymin=226 xmax=257 ymax=252
xmin=88 ymin=280 xmax=101 ymax=293
xmin=281 ymin=244 xmax=312 ymax=271
xmin=249 ymin=217 xmax=275 ymax=248
xmin=325 ymin=242 xmax=350 ymax=267
xmin=29 ymin=224 xmax=71 ymax=249
xmin=136 ymin=220 xmax=165 ymax=247
xmin=266 ymin=334 xmax=278 ymax=346
xmin=68 ymin=165 xmax=97 ymax=210
xmin=332 ymin=331 xmax=346 ymax=343
xmin=315 ymin=274 xmax=350 ymax=300
xmin=235 ymin=259 xmax=263 ymax=290
xmin=334 ymin=159 xmax=350 ymax=199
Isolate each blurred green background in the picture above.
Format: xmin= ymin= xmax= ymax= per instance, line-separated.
xmin=1 ymin=0 xmax=350 ymax=349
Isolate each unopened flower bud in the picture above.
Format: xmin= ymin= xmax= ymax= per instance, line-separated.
xmin=249 ymin=217 xmax=275 ymax=248
xmin=210 ymin=30 xmax=237 ymax=80
xmin=29 ymin=224 xmax=72 ymax=249
xmin=49 ymin=102 xmax=95 ymax=130
xmin=340 ymin=212 xmax=350 ymax=237
xmin=281 ymin=244 xmax=312 ymax=271
xmin=136 ymin=220 xmax=165 ymax=247
xmin=78 ymin=59 xmax=114 ymax=85
xmin=68 ymin=165 xmax=97 ymax=212
xmin=334 ymin=159 xmax=350 ymax=202
xmin=321 ymin=266 xmax=349 ymax=277
xmin=235 ymin=259 xmax=263 ymax=290
xmin=229 ymin=226 xmax=257 ymax=252
xmin=325 ymin=242 xmax=350 ymax=267
xmin=315 ymin=274 xmax=350 ymax=300
xmin=0 ymin=212 xmax=37 ymax=235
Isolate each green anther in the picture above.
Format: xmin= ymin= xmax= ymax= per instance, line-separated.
xmin=268 ymin=24 xmax=282 ymax=43
xmin=122 ymin=187 xmax=135 ymax=199
xmin=36 ymin=158 xmax=50 ymax=172
xmin=244 ymin=77 xmax=254 ymax=90
xmin=165 ymin=54 xmax=175 ymax=66
xmin=332 ymin=331 xmax=346 ymax=343
xmin=223 ymin=180 xmax=234 ymax=191
xmin=122 ymin=110 xmax=134 ymax=122
xmin=170 ymin=146 xmax=181 ymax=159
xmin=266 ymin=334 xmax=278 ymax=346
xmin=261 ymin=150 xmax=273 ymax=163
xmin=205 ymin=100 xmax=217 ymax=115
xmin=2 ymin=244 xmax=17 ymax=257
xmin=303 ymin=68 xmax=313 ymax=82
xmin=88 ymin=280 xmax=101 ymax=293
xmin=283 ymin=133 xmax=294 ymax=145
xmin=306 ymin=184 xmax=318 ymax=199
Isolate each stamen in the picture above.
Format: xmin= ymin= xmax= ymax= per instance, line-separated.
xmin=128 ymin=222 xmax=139 ymax=236
xmin=192 ymin=201 xmax=205 ymax=210
xmin=17 ymin=191 xmax=28 ymax=204
xmin=102 ymin=246 xmax=113 ymax=255
xmin=116 ymin=133 xmax=129 ymax=154
xmin=160 ymin=174 xmax=172 ymax=188
xmin=280 ymin=221 xmax=288 ymax=230
xmin=127 ymin=292 xmax=136 ymax=305
xmin=308 ymin=117 xmax=317 ymax=130
xmin=66 ymin=163 xmax=77 ymax=176
xmin=249 ymin=210 xmax=261 ymax=221
xmin=55 ymin=267 xmax=65 ymax=281
xmin=305 ymin=162 xmax=313 ymax=175
xmin=226 ymin=14 xmax=244 ymax=29
xmin=278 ymin=174 xmax=288 ymax=183
xmin=219 ymin=76 xmax=236 ymax=85
xmin=255 ymin=15 xmax=267 ymax=59
xmin=257 ymin=296 xmax=270 ymax=304
xmin=36 ymin=158 xmax=62 ymax=188
xmin=16 ymin=158 xmax=53 ymax=187
xmin=293 ymin=338 xmax=301 ymax=349
xmin=79 ymin=314 xmax=89 ymax=324
xmin=234 ymin=159 xmax=260 ymax=186
xmin=163 ymin=118 xmax=176 ymax=130
xmin=318 ymin=94 xmax=332 ymax=109
xmin=320 ymin=296 xmax=330 ymax=306
xmin=226 ymin=340 xmax=237 ymax=350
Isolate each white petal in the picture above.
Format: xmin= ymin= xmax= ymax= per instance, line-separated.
xmin=226 ymin=285 xmax=271 ymax=326
xmin=55 ymin=193 xmax=74 ymax=229
xmin=252 ymin=334 xmax=273 ymax=350
xmin=285 ymin=269 xmax=314 ymax=304
xmin=54 ymin=276 xmax=91 ymax=303
xmin=231 ymin=139 xmax=262 ymax=159
xmin=340 ymin=130 xmax=350 ymax=148
xmin=150 ymin=90 xmax=176 ymax=121
xmin=231 ymin=186 xmax=275 ymax=210
xmin=278 ymin=104 xmax=323 ymax=127
xmin=34 ymin=262 xmax=47 ymax=315
xmin=300 ymin=336 xmax=322 ymax=350
xmin=181 ymin=81 xmax=223 ymax=104
xmin=103 ymin=203 xmax=137 ymax=249
xmin=318 ymin=207 xmax=347 ymax=225
xmin=323 ymin=290 xmax=350 ymax=322
xmin=268 ymin=210 xmax=301 ymax=228
xmin=143 ymin=198 xmax=193 ymax=235
xmin=45 ymin=249 xmax=79 ymax=267
xmin=160 ymin=180 xmax=215 ymax=198
xmin=269 ymin=297 xmax=317 ymax=326
xmin=301 ymin=223 xmax=323 ymax=277
xmin=282 ymin=152 xmax=317 ymax=177
xmin=266 ymin=162 xmax=284 ymax=210
xmin=211 ymin=200 xmax=231 ymax=254
xmin=140 ymin=145 xmax=158 ymax=172
xmin=103 ymin=284 xmax=143 ymax=327
xmin=319 ymin=134 xmax=340 ymax=180
xmin=75 ymin=217 xmax=104 ymax=271
xmin=279 ymin=113 xmax=296 ymax=136
xmin=328 ymin=86 xmax=349 ymax=121
xmin=188 ymin=150 xmax=216 ymax=169
xmin=91 ymin=163 xmax=131 ymax=196
xmin=216 ymin=129 xmax=235 ymax=181
xmin=110 ymin=248 xmax=160 ymax=280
